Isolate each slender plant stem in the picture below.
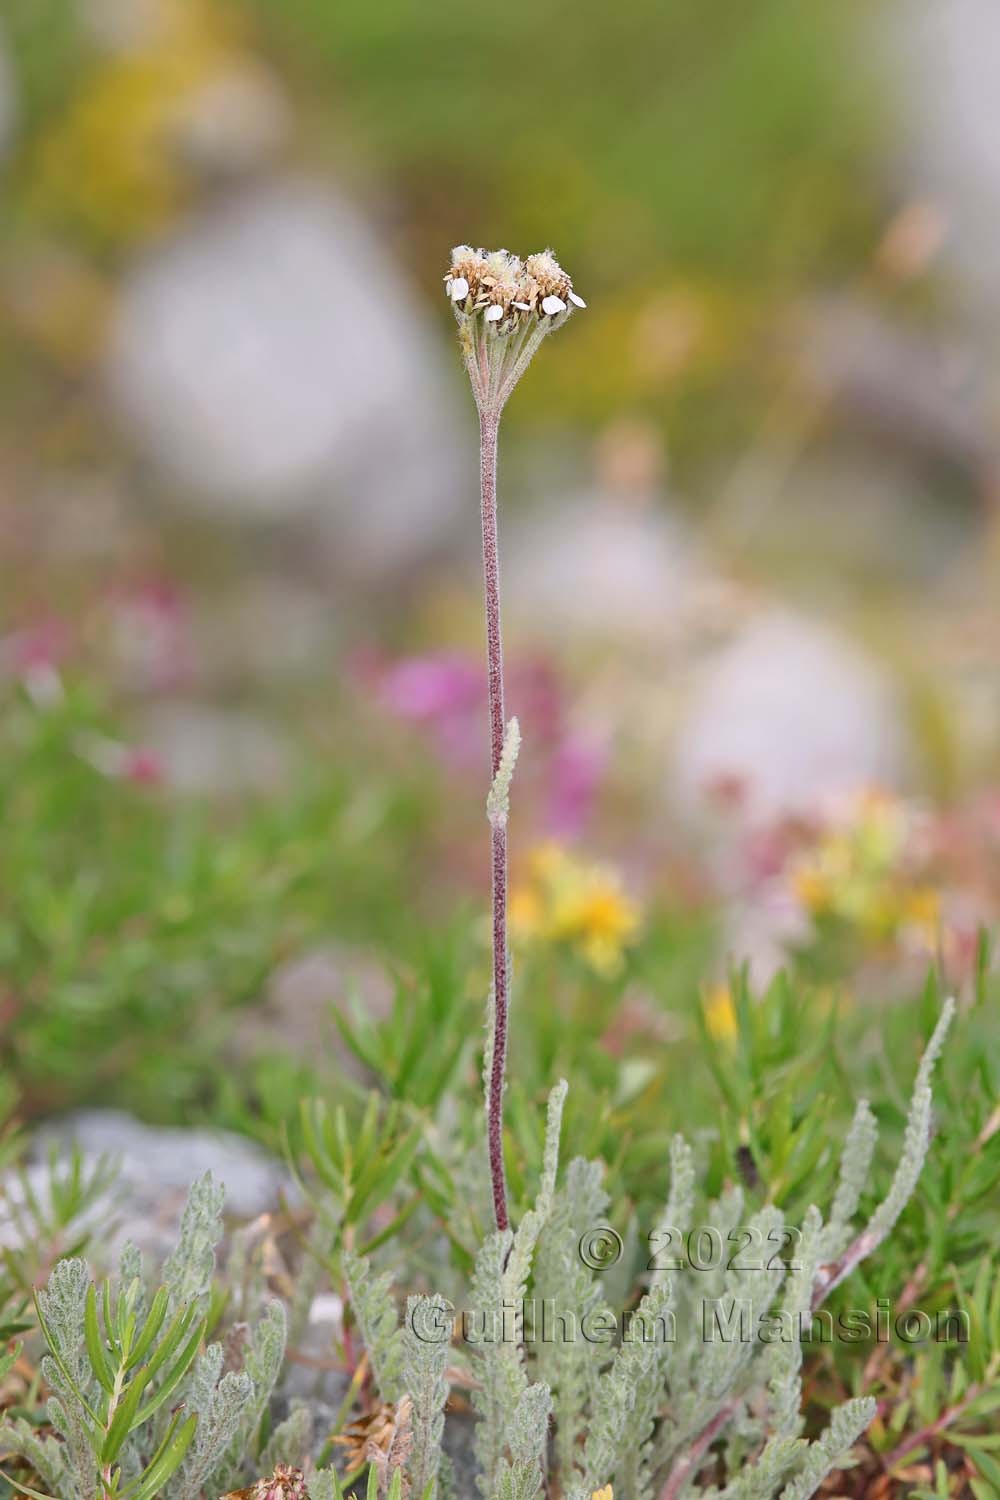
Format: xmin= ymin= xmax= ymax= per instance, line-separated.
xmin=479 ymin=407 xmax=510 ymax=1233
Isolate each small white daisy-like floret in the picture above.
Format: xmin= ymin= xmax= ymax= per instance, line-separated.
xmin=541 ymin=294 xmax=567 ymax=316
xmin=479 ymin=250 xmax=523 ymax=312
xmin=449 ymin=276 xmax=470 ymax=302
xmin=485 ymin=304 xmax=504 ymax=322
xmin=524 ymin=249 xmax=572 ymax=301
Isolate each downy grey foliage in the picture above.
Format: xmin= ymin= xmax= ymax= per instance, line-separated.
xmin=309 ymin=1469 xmax=345 ymax=1500
xmin=342 ymin=1249 xmax=403 ymax=1403
xmin=339 ymin=1009 xmax=950 ymax=1500
xmin=533 ymin=1156 xmax=614 ymax=1481
xmin=471 ymin=1081 xmax=566 ymax=1498
xmin=580 ymin=1280 xmax=674 ymax=1500
xmin=0 ymin=1174 xmax=287 ymax=1500
xmin=817 ymin=1100 xmax=877 ymax=1263
xmin=175 ymin=1365 xmax=254 ymax=1500
xmin=162 ymin=1171 xmax=225 ymax=1314
xmin=402 ymin=1294 xmax=452 ymax=1500
xmin=651 ymin=1135 xmax=697 ymax=1285
xmin=775 ymin=1399 xmax=878 ymax=1500
xmin=210 ymin=1298 xmax=289 ymax=1495
xmin=261 ymin=1401 xmax=315 ymax=1475
xmin=36 ymin=1256 xmax=94 ymax=1497
xmin=492 ymin=1383 xmax=552 ymax=1500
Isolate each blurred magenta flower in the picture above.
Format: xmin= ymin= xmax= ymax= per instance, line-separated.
xmin=0 ymin=618 xmax=70 ymax=704
xmin=76 ymin=732 xmax=165 ymax=787
xmin=374 ymin=650 xmax=483 ymax=767
xmin=363 ymin=648 xmax=608 ymax=837
xmin=546 ymin=733 xmax=607 ymax=840
xmin=107 ymin=576 xmax=191 ymax=692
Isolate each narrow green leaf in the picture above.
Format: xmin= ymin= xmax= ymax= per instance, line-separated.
xmin=125 ymin=1286 xmax=170 ymax=1371
xmin=84 ymin=1283 xmax=116 ymax=1395
xmin=101 ymin=1365 xmax=152 ymax=1463
xmin=134 ymin=1316 xmax=205 ymax=1425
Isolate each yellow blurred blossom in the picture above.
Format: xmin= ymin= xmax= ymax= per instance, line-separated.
xmin=703 ymin=984 xmax=738 ymax=1045
xmin=790 ymin=789 xmax=938 ymax=949
xmin=510 ymin=843 xmax=640 ymax=977
xmin=21 ymin=0 xmax=255 ymax=246
xmin=592 ymin=1487 xmax=613 ymax=1500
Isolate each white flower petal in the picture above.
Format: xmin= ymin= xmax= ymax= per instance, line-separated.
xmin=513 ymin=301 xmax=531 ymax=311
xmin=568 ymin=290 xmax=587 ymax=308
xmin=449 ymin=276 xmax=470 ymax=301
xmin=485 ymin=304 xmax=504 ymax=322
xmin=541 ymin=294 xmax=567 ymax=316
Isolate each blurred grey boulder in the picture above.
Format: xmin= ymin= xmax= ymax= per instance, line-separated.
xmin=508 ymin=492 xmax=707 ymax=642
xmin=671 ymin=609 xmax=909 ymax=823
xmin=141 ymin=701 xmax=293 ymax=794
xmin=0 ymin=27 xmax=14 ymax=160
xmin=230 ymin=945 xmax=394 ymax=1070
xmin=107 ymin=180 xmax=466 ymax=571
xmin=898 ymin=0 xmax=1000 ymax=323
xmin=28 ymin=1111 xmax=292 ymax=1261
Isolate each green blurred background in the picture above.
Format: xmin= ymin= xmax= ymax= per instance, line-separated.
xmin=2 ymin=0 xmax=1000 ymax=1133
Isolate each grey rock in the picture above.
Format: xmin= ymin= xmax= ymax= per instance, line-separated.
xmin=231 ymin=946 xmax=394 ymax=1069
xmin=141 ymin=700 xmax=293 ymax=794
xmin=29 ymin=1110 xmax=294 ymax=1261
xmin=107 ymin=180 xmax=468 ymax=571
xmin=0 ymin=26 xmax=15 ymax=160
xmin=671 ymin=608 xmax=910 ymax=824
xmin=894 ymin=0 xmax=1000 ymax=322
xmin=508 ymin=492 xmax=707 ymax=642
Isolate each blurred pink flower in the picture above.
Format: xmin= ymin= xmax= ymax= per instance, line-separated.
xmin=107 ymin=577 xmax=191 ymax=692
xmin=545 ymin=733 xmax=607 ymax=840
xmin=0 ymin=618 xmax=70 ymax=704
xmin=120 ymin=746 xmax=166 ymax=786
xmin=375 ymin=650 xmax=483 ymax=767
xmin=362 ymin=647 xmax=609 ymax=831
xmin=76 ymin=732 xmax=165 ymax=787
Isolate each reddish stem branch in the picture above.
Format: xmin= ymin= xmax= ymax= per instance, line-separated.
xmin=480 ymin=409 xmax=510 ymax=1233
xmin=882 ymin=1385 xmax=981 ymax=1468
xmin=658 ymin=1222 xmax=900 ymax=1497
xmin=659 ymin=1405 xmax=734 ymax=1500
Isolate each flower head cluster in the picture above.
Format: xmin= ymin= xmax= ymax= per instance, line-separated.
xmin=446 ymin=244 xmax=585 ymax=323
xmin=446 ymin=244 xmax=585 ymax=414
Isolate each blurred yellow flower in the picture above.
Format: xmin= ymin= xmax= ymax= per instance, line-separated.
xmin=703 ymin=984 xmax=738 ymax=1045
xmin=592 ymin=1487 xmax=614 ymax=1500
xmin=790 ymin=789 xmax=938 ymax=949
xmin=510 ymin=843 xmax=640 ymax=977
xmin=22 ymin=0 xmax=250 ymax=246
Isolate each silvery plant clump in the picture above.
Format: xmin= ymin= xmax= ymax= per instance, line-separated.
xmin=335 ymin=246 xmax=954 ymax=1500
xmin=0 ymin=1174 xmax=292 ymax=1500
xmin=0 ymin=245 xmax=955 ymax=1500
xmin=341 ymin=1002 xmax=951 ymax=1500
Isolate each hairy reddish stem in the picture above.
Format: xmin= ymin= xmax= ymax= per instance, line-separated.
xmin=479 ymin=409 xmax=510 ymax=1234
